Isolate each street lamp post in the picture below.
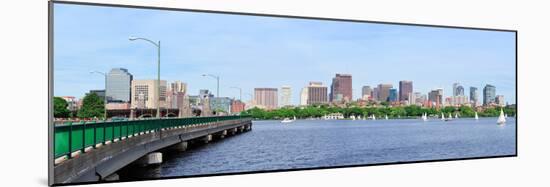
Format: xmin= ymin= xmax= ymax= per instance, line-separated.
xmin=202 ymin=74 xmax=220 ymax=97
xmin=90 ymin=71 xmax=107 ymax=119
xmin=129 ymin=36 xmax=161 ymax=118
xmin=230 ymin=86 xmax=242 ymax=101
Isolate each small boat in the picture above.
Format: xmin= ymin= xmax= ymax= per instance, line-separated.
xmin=371 ymin=114 xmax=376 ymax=120
xmin=474 ymin=112 xmax=479 ymax=120
xmin=281 ymin=117 xmax=294 ymax=123
xmin=497 ymin=109 xmax=506 ymax=125
xmin=455 ymin=113 xmax=459 ymax=119
xmin=350 ymin=115 xmax=356 ymax=120
xmin=385 ymin=115 xmax=389 ymax=120
xmin=441 ymin=113 xmax=446 ymax=121
xmin=422 ymin=113 xmax=428 ymax=121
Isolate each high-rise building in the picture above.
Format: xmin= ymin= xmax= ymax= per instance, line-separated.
xmin=254 ymin=88 xmax=278 ymax=109
xmin=399 ymin=80 xmax=413 ymax=102
xmin=413 ymin=92 xmax=425 ymax=106
xmin=428 ymin=88 xmax=444 ymax=107
xmin=452 ymin=83 xmax=461 ymax=96
xmin=130 ymin=80 xmax=167 ymax=109
xmin=362 ymin=86 xmax=372 ymax=100
xmin=470 ymin=87 xmax=479 ymax=106
xmin=170 ymin=81 xmax=187 ymax=94
xmin=330 ymin=74 xmax=352 ymax=102
xmin=106 ymin=68 xmax=133 ymax=102
xmin=372 ymin=87 xmax=379 ymax=101
xmin=300 ymin=87 xmax=308 ymax=106
xmin=280 ymin=86 xmax=292 ymax=107
xmin=495 ymin=95 xmax=505 ymax=106
xmin=377 ymin=84 xmax=393 ymax=102
xmin=389 ymin=88 xmax=398 ymax=102
xmin=307 ymin=82 xmax=328 ymax=105
xmin=483 ymin=84 xmax=496 ymax=106
xmin=456 ymin=86 xmax=464 ymax=96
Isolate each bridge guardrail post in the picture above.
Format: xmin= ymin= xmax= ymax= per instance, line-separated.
xmin=67 ymin=121 xmax=72 ymax=159
xmin=81 ymin=122 xmax=86 ymax=153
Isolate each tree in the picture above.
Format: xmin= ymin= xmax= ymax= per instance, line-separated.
xmin=53 ymin=97 xmax=71 ymax=118
xmin=77 ymin=93 xmax=105 ymax=118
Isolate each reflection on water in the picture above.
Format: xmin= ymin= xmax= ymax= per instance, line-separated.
xmin=119 ymin=118 xmax=516 ymax=180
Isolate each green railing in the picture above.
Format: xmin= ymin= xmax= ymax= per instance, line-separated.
xmin=54 ymin=115 xmax=251 ymax=159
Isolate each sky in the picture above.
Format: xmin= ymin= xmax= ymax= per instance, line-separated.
xmin=53 ymin=3 xmax=516 ymax=105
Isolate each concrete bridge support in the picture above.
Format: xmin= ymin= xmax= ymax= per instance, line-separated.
xmin=135 ymin=152 xmax=162 ymax=166
xmin=170 ymin=142 xmax=188 ymax=152
xmin=202 ymin=134 xmax=213 ymax=144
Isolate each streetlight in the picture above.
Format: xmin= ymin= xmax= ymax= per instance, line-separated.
xmin=90 ymin=71 xmax=107 ymax=119
xmin=230 ymin=86 xmax=242 ymax=101
xmin=202 ymin=74 xmax=220 ymax=97
xmin=129 ymin=36 xmax=161 ymax=118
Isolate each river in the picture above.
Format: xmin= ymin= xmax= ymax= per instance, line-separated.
xmin=119 ymin=117 xmax=516 ymax=180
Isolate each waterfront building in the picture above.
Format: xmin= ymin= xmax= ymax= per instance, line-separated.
xmin=130 ymin=79 xmax=167 ymax=109
xmin=372 ymin=87 xmax=379 ymax=101
xmin=389 ymin=88 xmax=398 ymax=102
xmin=307 ymin=82 xmax=328 ymax=105
xmin=362 ymin=86 xmax=372 ymax=100
xmin=330 ymin=74 xmax=352 ymax=103
xmin=280 ymin=85 xmax=292 ymax=107
xmin=483 ymin=84 xmax=496 ymax=106
xmin=231 ymin=99 xmax=246 ymax=114
xmin=470 ymin=87 xmax=479 ymax=106
xmin=399 ymin=80 xmax=413 ymax=102
xmin=300 ymin=87 xmax=308 ymax=106
xmin=106 ymin=68 xmax=133 ymax=102
xmin=254 ymin=88 xmax=278 ymax=110
xmin=377 ymin=84 xmax=393 ymax=102
xmin=428 ymin=88 xmax=444 ymax=107
xmin=496 ymin=95 xmax=505 ymax=107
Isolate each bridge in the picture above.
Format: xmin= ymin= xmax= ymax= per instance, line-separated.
xmin=53 ymin=115 xmax=253 ymax=184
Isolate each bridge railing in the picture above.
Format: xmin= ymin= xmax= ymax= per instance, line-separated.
xmin=54 ymin=115 xmax=251 ymax=160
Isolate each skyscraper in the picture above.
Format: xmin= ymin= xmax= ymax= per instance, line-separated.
xmin=377 ymin=84 xmax=393 ymax=102
xmin=470 ymin=87 xmax=479 ymax=106
xmin=254 ymin=88 xmax=278 ymax=109
xmin=372 ymin=87 xmax=379 ymax=101
xmin=106 ymin=68 xmax=133 ymax=103
xmin=452 ymin=82 xmax=460 ymax=96
xmin=307 ymin=82 xmax=328 ymax=105
xmin=131 ymin=80 xmax=167 ymax=109
xmin=428 ymin=88 xmax=444 ymax=107
xmin=389 ymin=88 xmax=398 ymax=102
xmin=280 ymin=86 xmax=292 ymax=107
xmin=362 ymin=86 xmax=372 ymax=100
xmin=483 ymin=84 xmax=496 ymax=106
xmin=300 ymin=87 xmax=308 ymax=106
xmin=399 ymin=80 xmax=413 ymax=102
xmin=330 ymin=74 xmax=352 ymax=102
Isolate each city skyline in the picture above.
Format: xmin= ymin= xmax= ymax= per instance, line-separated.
xmin=54 ymin=4 xmax=516 ymax=105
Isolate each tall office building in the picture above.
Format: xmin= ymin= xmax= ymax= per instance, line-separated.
xmin=254 ymin=88 xmax=278 ymax=110
xmin=452 ymin=83 xmax=460 ymax=96
xmin=389 ymin=88 xmax=398 ymax=102
xmin=131 ymin=80 xmax=167 ymax=109
xmin=456 ymin=85 xmax=465 ymax=96
xmin=428 ymin=88 xmax=444 ymax=107
xmin=307 ymin=82 xmax=328 ymax=105
xmin=483 ymin=84 xmax=496 ymax=106
xmin=399 ymin=80 xmax=413 ymax=102
xmin=106 ymin=68 xmax=133 ymax=102
xmin=300 ymin=87 xmax=308 ymax=106
xmin=495 ymin=95 xmax=505 ymax=107
xmin=330 ymin=74 xmax=352 ymax=102
xmin=377 ymin=84 xmax=393 ymax=102
xmin=470 ymin=87 xmax=479 ymax=106
xmin=372 ymin=87 xmax=379 ymax=101
xmin=362 ymin=86 xmax=372 ymax=100
xmin=280 ymin=86 xmax=292 ymax=107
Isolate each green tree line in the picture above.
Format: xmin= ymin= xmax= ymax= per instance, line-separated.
xmin=53 ymin=93 xmax=105 ymax=119
xmin=241 ymin=105 xmax=516 ymax=120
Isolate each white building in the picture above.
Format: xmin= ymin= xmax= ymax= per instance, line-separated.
xmin=300 ymin=87 xmax=308 ymax=106
xmin=280 ymin=85 xmax=292 ymax=107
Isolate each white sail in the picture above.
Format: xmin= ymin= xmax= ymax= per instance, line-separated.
xmin=448 ymin=113 xmax=452 ymax=119
xmin=475 ymin=112 xmax=479 ymax=120
xmin=441 ymin=113 xmax=445 ymax=120
xmin=455 ymin=113 xmax=458 ymax=119
xmin=497 ymin=109 xmax=506 ymax=125
xmin=293 ymin=116 xmax=296 ymax=120
xmin=422 ymin=113 xmax=428 ymax=121
xmin=385 ymin=115 xmax=389 ymax=120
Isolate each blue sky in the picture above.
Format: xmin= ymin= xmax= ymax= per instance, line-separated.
xmin=54 ymin=3 xmax=516 ymax=105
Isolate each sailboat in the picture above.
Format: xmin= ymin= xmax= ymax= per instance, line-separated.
xmin=422 ymin=113 xmax=428 ymax=121
xmin=474 ymin=112 xmax=479 ymax=120
xmin=385 ymin=115 xmax=389 ymax=120
xmin=441 ymin=113 xmax=446 ymax=121
xmin=497 ymin=109 xmax=506 ymax=125
xmin=447 ymin=113 xmax=453 ymax=121
xmin=371 ymin=114 xmax=376 ymax=120
xmin=455 ymin=113 xmax=459 ymax=119
xmin=281 ymin=116 xmax=296 ymax=124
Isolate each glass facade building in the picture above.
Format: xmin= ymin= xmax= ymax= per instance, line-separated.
xmin=483 ymin=84 xmax=496 ymax=106
xmin=106 ymin=68 xmax=133 ymax=102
